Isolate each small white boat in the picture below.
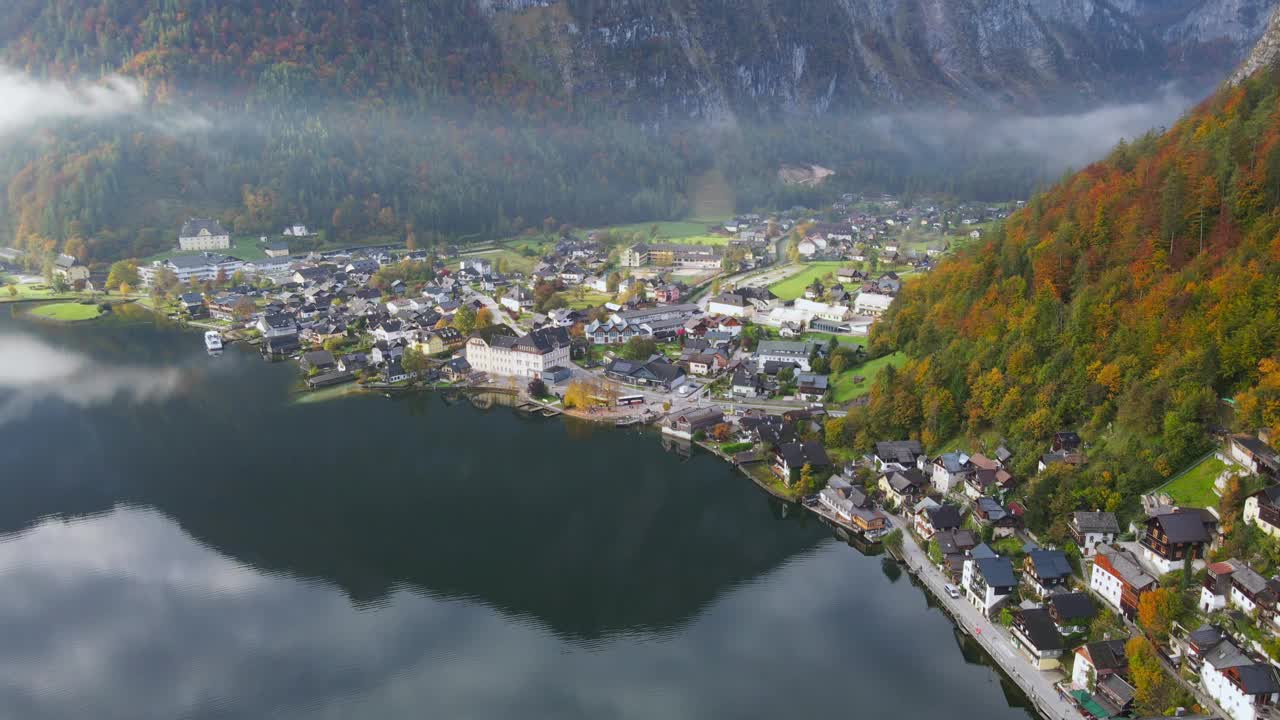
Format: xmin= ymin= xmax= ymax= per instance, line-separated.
xmin=204 ymin=330 xmax=224 ymax=351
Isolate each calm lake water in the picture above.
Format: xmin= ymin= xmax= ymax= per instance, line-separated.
xmin=0 ymin=304 xmax=1038 ymax=720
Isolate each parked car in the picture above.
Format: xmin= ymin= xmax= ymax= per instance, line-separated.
xmin=943 ymin=583 xmax=961 ymax=599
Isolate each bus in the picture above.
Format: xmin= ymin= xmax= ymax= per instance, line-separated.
xmin=617 ymin=395 xmax=645 ymax=407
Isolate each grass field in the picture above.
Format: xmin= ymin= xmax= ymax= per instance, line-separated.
xmin=768 ymin=262 xmax=848 ymax=301
xmin=148 ymin=235 xmax=270 ymax=262
xmin=462 ymin=246 xmax=543 ymax=274
xmin=1159 ymin=454 xmax=1226 ymax=508
xmin=28 ymin=302 xmax=103 ymax=321
xmin=599 ymin=218 xmax=733 ymax=246
xmin=830 ymin=352 xmax=907 ymax=403
xmin=805 ymin=333 xmax=868 ymax=347
xmin=562 ymin=290 xmax=615 ymax=310
xmin=0 ymin=283 xmax=83 ymax=303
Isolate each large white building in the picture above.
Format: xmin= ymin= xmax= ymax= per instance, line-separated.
xmin=755 ymin=340 xmax=815 ymax=372
xmin=465 ymin=327 xmax=572 ymax=380
xmin=139 ymin=253 xmax=245 ymax=286
xmin=793 ymin=298 xmax=853 ymax=322
xmin=854 ymin=291 xmax=895 ymax=317
xmin=179 ymin=218 xmax=231 ymax=251
xmin=707 ymin=292 xmax=752 ymax=318
xmin=961 ymin=549 xmax=1016 ymax=617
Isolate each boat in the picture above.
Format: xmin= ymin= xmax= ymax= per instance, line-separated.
xmin=204 ymin=330 xmax=223 ymax=351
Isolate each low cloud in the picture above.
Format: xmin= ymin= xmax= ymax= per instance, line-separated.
xmin=0 ymin=333 xmax=182 ymax=425
xmin=869 ymin=88 xmax=1191 ymax=172
xmin=0 ymin=66 xmax=144 ymax=136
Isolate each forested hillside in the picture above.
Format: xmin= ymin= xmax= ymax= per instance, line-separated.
xmin=856 ymin=63 xmax=1280 ymax=529
xmin=0 ymin=0 xmax=1272 ymax=264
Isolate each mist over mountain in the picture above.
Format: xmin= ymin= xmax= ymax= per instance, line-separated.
xmin=0 ymin=0 xmax=1275 ymax=262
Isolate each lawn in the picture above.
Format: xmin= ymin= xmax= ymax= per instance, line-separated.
xmin=463 ymin=247 xmax=541 ymax=274
xmin=562 ymin=290 xmax=615 ymax=310
xmin=829 ymin=352 xmax=907 ymax=403
xmin=28 ymin=302 xmax=103 ymax=321
xmin=0 ymin=283 xmax=82 ymax=303
xmin=1159 ymin=454 xmax=1226 ymax=508
xmin=742 ymin=462 xmax=803 ymax=501
xmin=768 ymin=262 xmax=849 ymax=301
xmin=595 ymin=218 xmax=733 ymax=246
xmin=804 ymin=332 xmax=868 ymax=347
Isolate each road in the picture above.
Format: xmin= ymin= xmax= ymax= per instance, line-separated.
xmin=888 ymin=513 xmax=1082 ymax=720
xmin=464 ymin=289 xmax=526 ymax=334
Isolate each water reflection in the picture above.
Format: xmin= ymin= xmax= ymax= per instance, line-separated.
xmin=0 ymin=331 xmax=184 ymax=426
xmin=0 ymin=312 xmax=1041 ymax=720
xmin=0 ymin=507 xmax=1039 ymax=720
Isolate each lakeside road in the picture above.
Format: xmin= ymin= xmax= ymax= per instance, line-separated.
xmin=887 ymin=513 xmax=1079 ymax=720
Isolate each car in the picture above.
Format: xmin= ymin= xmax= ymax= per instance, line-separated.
xmin=943 ymin=583 xmax=961 ymax=599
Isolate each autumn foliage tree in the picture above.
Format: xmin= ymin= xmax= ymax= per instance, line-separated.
xmin=839 ymin=64 xmax=1280 ymax=539
xmin=1137 ymin=587 xmax=1183 ymax=642
xmin=1126 ymin=636 xmax=1188 ymax=716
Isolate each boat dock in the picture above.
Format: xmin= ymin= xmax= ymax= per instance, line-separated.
xmin=515 ymin=400 xmax=562 ymax=417
xmin=801 ymin=500 xmax=889 ymax=542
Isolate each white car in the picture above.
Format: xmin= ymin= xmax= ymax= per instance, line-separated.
xmin=943 ymin=583 xmax=961 ymax=599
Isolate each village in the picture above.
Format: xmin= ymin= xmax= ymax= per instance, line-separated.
xmin=9 ymin=196 xmax=1280 ymax=720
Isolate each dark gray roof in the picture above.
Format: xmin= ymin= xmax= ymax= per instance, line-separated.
xmin=1080 ymin=639 xmax=1128 ymax=672
xmin=1098 ymin=674 xmax=1135 ymax=706
xmin=1231 ymin=564 xmax=1272 ymax=596
xmin=180 ymin=218 xmax=228 ymax=237
xmin=514 ymin=326 xmax=572 ymax=353
xmin=1027 ymin=549 xmax=1072 ymax=581
xmin=875 ymin=440 xmax=923 ymax=465
xmin=1151 ymin=510 xmax=1211 ymax=544
xmin=1254 ymin=485 xmax=1280 ymax=508
xmin=168 ymin=253 xmax=232 ymax=269
xmin=1048 ymin=592 xmax=1095 ymax=622
xmin=1233 ymin=435 xmax=1280 ymax=468
xmin=1072 ymin=511 xmax=1119 ymax=534
xmin=925 ymin=504 xmax=963 ymax=531
xmin=935 ymin=452 xmax=971 ymax=473
xmin=886 ymin=468 xmax=928 ymax=493
xmin=1233 ymin=664 xmax=1280 ymax=695
xmin=302 ymin=350 xmax=335 ymax=366
xmin=970 ymin=543 xmax=997 ymax=560
xmin=778 ymin=441 xmax=831 ymax=469
xmin=262 ymin=313 xmax=294 ymax=329
xmin=975 ymin=556 xmax=1016 ymax=588
xmin=1015 ymin=608 xmax=1064 ymax=651
xmin=1096 ymin=544 xmax=1157 ymax=590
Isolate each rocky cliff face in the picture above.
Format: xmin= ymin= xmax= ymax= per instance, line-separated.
xmin=1232 ymin=5 xmax=1280 ymax=83
xmin=1 ymin=0 xmax=1274 ymax=119
xmin=481 ymin=0 xmax=1278 ymax=120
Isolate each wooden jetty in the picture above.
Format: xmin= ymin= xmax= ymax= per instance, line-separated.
xmin=515 ymin=400 xmax=563 ymax=417
xmin=801 ymin=500 xmax=890 ymax=543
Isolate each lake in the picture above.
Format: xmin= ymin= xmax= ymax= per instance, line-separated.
xmin=0 ymin=304 xmax=1038 ymax=720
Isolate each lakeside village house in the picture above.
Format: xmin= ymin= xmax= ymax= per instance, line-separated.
xmin=464 ymin=327 xmax=572 ymax=381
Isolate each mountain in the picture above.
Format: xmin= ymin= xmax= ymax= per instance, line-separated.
xmin=2 ymin=0 xmax=1276 ymax=118
xmin=1233 ymin=1 xmax=1280 ymax=83
xmin=0 ymin=0 xmax=1276 ymax=263
xmin=852 ymin=46 xmax=1280 ymax=538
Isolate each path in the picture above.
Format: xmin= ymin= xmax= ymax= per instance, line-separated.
xmin=888 ymin=513 xmax=1079 ymax=720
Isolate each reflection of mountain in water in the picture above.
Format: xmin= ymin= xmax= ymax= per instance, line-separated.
xmin=0 ymin=315 xmax=825 ymax=641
